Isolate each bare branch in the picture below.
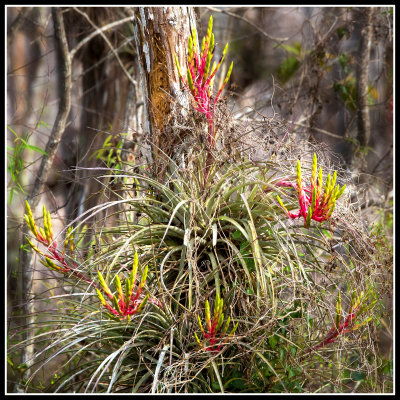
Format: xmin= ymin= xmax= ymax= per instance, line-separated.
xmin=71 ymin=7 xmax=137 ymax=88
xmin=69 ymin=13 xmax=135 ymax=60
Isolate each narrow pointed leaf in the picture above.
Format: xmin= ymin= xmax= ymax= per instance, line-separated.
xmin=222 ymin=316 xmax=231 ymax=334
xmin=198 ymin=315 xmax=205 ymax=335
xmin=305 ymin=206 xmax=312 ymax=228
xmin=139 ymin=265 xmax=148 ymax=289
xmin=205 ymin=300 xmax=211 ymax=331
xmin=136 ymin=293 xmax=149 ymax=314
xmin=230 ymin=322 xmax=238 ymax=335
xmin=335 ymin=291 xmax=342 ymax=329
xmin=115 ymin=275 xmax=123 ymax=302
xmin=113 ymin=294 xmax=122 ymax=315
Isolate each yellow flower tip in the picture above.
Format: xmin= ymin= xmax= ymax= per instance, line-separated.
xmin=133 ymin=251 xmax=139 ymax=268
xmin=224 ymin=62 xmax=233 ymax=83
xmin=139 ymin=265 xmax=149 ymax=289
xmin=136 ymin=293 xmax=149 ymax=313
xmin=96 ymin=288 xmax=106 ymax=305
xmin=222 ymin=42 xmax=229 ymax=58
xmin=210 ymin=33 xmax=215 ymax=49
xmin=194 ymin=331 xmax=202 ymax=345
xmin=296 ymin=160 xmax=301 ymax=176
xmin=208 ymin=15 xmax=213 ymax=33
xmin=25 ymin=201 xmax=33 ymax=217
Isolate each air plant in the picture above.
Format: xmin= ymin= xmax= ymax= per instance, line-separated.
xmin=24 ymin=201 xmax=94 ymax=285
xmin=194 ymin=293 xmax=238 ymax=353
xmin=96 ymin=251 xmax=161 ymax=321
xmin=175 ymin=15 xmax=233 ymax=148
xmin=276 ymin=153 xmax=346 ymax=228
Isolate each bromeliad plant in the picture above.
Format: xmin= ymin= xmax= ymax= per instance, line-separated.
xmin=96 ymin=252 xmax=160 ymax=320
xmin=276 ymin=153 xmax=346 ymax=228
xmin=15 ymin=147 xmax=383 ymax=393
xmin=194 ymin=293 xmax=238 ymax=353
xmin=175 ymin=15 xmax=233 ymax=147
xmin=12 ymin=14 xmax=385 ymax=392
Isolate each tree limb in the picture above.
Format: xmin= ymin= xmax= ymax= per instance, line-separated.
xmin=18 ymin=6 xmax=72 ymax=385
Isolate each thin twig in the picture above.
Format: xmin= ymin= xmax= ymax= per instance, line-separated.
xmin=69 ymin=13 xmax=135 ymax=60
xmin=206 ymin=6 xmax=289 ymax=44
xmin=372 ymin=145 xmax=393 ymax=174
xmin=293 ymin=120 xmax=345 ymax=140
xmin=151 ymin=344 xmax=170 ymax=393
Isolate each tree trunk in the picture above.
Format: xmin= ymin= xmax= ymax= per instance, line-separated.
xmin=356 ymin=7 xmax=373 ymax=149
xmin=132 ymin=7 xmax=197 ymax=165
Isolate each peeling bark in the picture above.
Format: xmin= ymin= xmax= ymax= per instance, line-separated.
xmin=133 ymin=7 xmax=196 ymax=162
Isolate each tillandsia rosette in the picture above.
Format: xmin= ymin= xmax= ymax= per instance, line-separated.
xmin=174 ymin=15 xmax=233 ymax=147
xmin=194 ymin=293 xmax=238 ymax=353
xmin=24 ymin=201 xmax=93 ymax=285
xmin=309 ymin=288 xmax=377 ymax=353
xmin=96 ymin=252 xmax=161 ymax=321
xmin=276 ymin=153 xmax=346 ymax=228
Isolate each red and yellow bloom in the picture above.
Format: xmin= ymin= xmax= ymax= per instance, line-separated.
xmin=24 ymin=201 xmax=93 ymax=285
xmin=277 ymin=153 xmax=346 ymax=228
xmin=309 ymin=288 xmax=375 ymax=353
xmin=96 ymin=252 xmax=161 ymax=321
xmin=194 ymin=293 xmax=238 ymax=353
xmin=175 ymin=15 xmax=233 ymax=147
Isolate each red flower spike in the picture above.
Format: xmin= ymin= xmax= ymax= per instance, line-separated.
xmin=96 ymin=254 xmax=161 ymax=321
xmin=308 ymin=288 xmax=376 ymax=353
xmin=174 ymin=15 xmax=233 ymax=148
xmin=24 ymin=201 xmax=95 ymax=286
xmin=194 ymin=293 xmax=238 ymax=353
xmin=276 ymin=154 xmax=346 ymax=227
